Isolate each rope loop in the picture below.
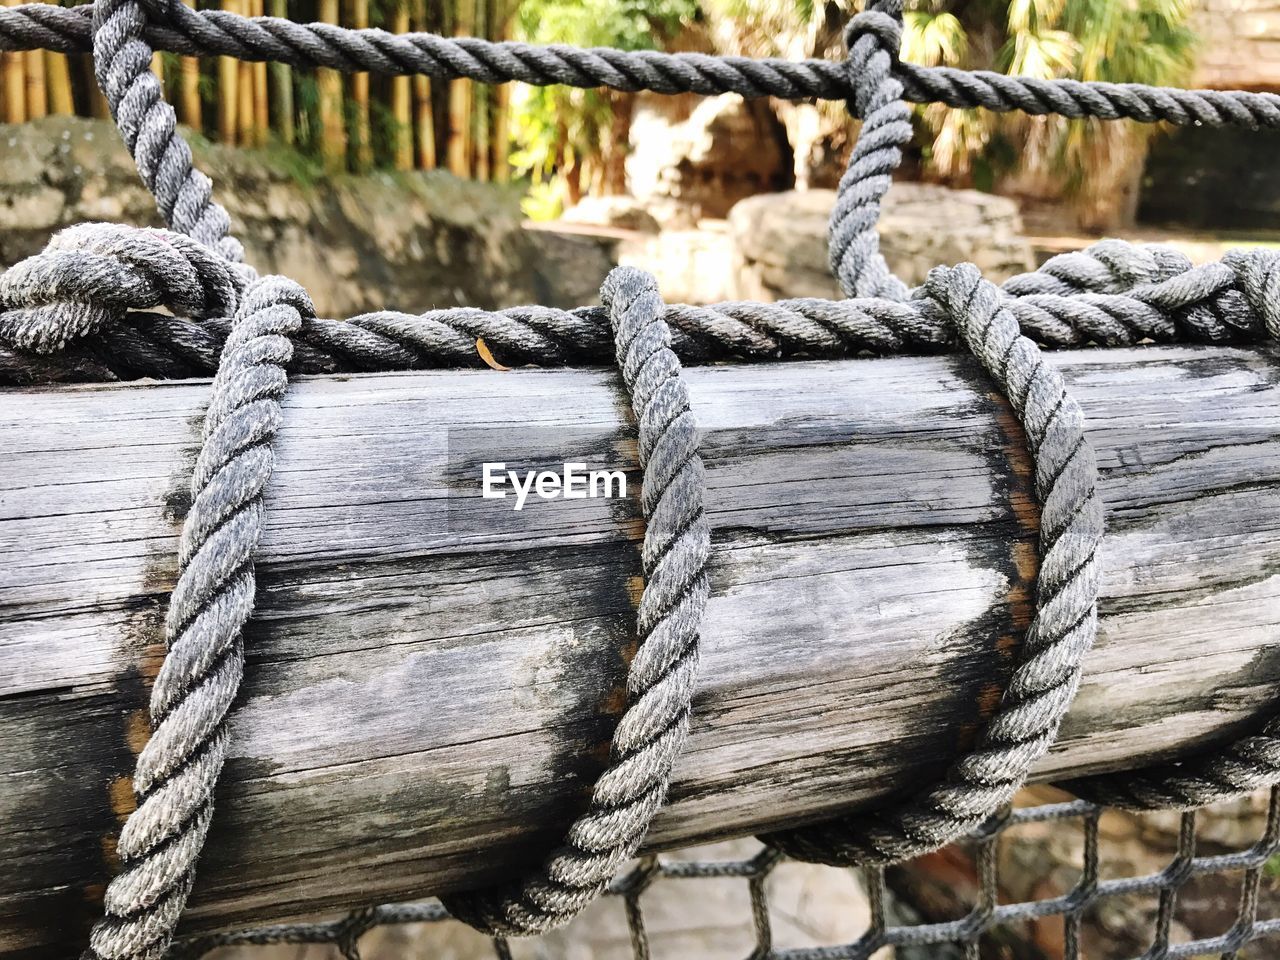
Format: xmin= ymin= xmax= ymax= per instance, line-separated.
xmin=844 ymin=2 xmax=902 ymax=73
xmin=87 ymin=275 xmax=312 ymax=960
xmin=1224 ymin=247 xmax=1280 ymax=339
xmin=93 ymin=0 xmax=242 ymax=261
xmin=0 ymin=223 xmax=242 ymax=353
xmin=828 ymin=0 xmax=912 ymax=300
xmin=440 ymin=266 xmax=711 ymax=936
xmin=761 ymin=261 xmax=1105 ymax=866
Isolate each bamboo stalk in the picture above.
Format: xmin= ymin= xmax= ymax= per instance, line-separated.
xmin=219 ymin=0 xmax=239 ymax=143
xmin=347 ymin=0 xmax=371 ymax=171
xmin=3 ymin=0 xmax=26 ymax=124
xmin=237 ymin=56 xmax=253 ymax=145
xmin=44 ymin=51 xmax=73 ymax=116
xmin=269 ymin=0 xmax=294 ymax=145
xmin=83 ymin=54 xmax=110 ymax=119
xmin=316 ymin=0 xmax=347 ymax=172
xmin=491 ymin=79 xmax=509 ymax=183
xmin=177 ymin=0 xmax=202 ymax=129
xmin=487 ymin=0 xmax=513 ymax=182
xmin=3 ymin=55 xmax=24 ymax=123
xmin=236 ymin=0 xmax=255 ymax=150
xmin=411 ymin=0 xmax=434 ymax=169
xmin=390 ymin=2 xmax=412 ymax=171
xmin=248 ymin=0 xmax=267 ymax=145
xmin=472 ymin=0 xmax=489 ymax=182
xmin=24 ymin=46 xmax=46 ymax=120
xmin=447 ymin=0 xmax=474 ymax=177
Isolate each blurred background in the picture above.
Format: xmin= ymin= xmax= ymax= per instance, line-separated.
xmin=2 ymin=0 xmax=1278 ymax=322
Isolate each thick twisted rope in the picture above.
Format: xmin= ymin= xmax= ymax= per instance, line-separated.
xmin=1052 ymin=244 xmax=1280 ymax=813
xmin=829 ymin=1 xmax=911 ymax=300
xmin=4 ymin=1 xmax=1280 ymax=128
xmin=85 ymin=274 xmax=312 ymax=960
xmin=0 ymin=222 xmax=239 ymax=353
xmin=441 ymin=266 xmax=711 ymax=936
xmin=762 ymin=262 xmax=1104 ymax=866
xmin=3 ymin=232 xmax=1276 ymax=384
xmin=93 ymin=0 xmax=242 ymax=262
xmin=75 ymin=0 xmax=316 ymax=957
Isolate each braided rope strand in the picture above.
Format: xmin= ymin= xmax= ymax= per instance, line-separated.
xmin=4 ymin=1 xmax=1280 ymax=128
xmin=440 ymin=266 xmax=711 ymax=936
xmin=4 ymin=233 xmax=1275 ymax=385
xmin=829 ymin=1 xmax=912 ymax=300
xmin=762 ymin=263 xmax=1104 ymax=865
xmin=85 ymin=276 xmax=311 ymax=960
xmin=92 ymin=0 xmax=241 ymax=261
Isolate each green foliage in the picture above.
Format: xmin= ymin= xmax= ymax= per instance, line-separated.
xmin=1265 ymin=852 xmax=1280 ymax=879
xmin=905 ymin=0 xmax=1196 ymax=211
xmin=510 ymin=0 xmax=700 ymax=217
xmin=516 ymin=0 xmax=699 ymax=49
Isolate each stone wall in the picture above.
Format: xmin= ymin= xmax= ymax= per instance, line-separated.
xmin=1193 ymin=0 xmax=1280 ymax=91
xmin=0 ymin=117 xmax=613 ymax=317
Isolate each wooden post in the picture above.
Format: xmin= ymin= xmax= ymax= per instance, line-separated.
xmin=390 ymin=2 xmax=413 ymax=171
xmin=268 ymin=0 xmax=294 ymax=145
xmin=6 ymin=345 xmax=1280 ymax=951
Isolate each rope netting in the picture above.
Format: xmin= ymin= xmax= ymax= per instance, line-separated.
xmin=3 ymin=1 xmax=1280 ymax=958
xmin=174 ymin=787 xmax=1280 ymax=960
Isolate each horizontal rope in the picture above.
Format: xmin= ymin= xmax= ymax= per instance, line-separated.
xmin=2 ymin=2 xmax=1279 ymax=127
xmin=0 ymin=238 xmax=1269 ymax=386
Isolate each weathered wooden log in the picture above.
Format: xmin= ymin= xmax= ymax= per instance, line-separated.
xmin=4 ymin=345 xmax=1280 ymax=955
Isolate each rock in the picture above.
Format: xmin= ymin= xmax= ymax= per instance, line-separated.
xmin=618 ymin=222 xmax=737 ymax=304
xmin=0 ymin=117 xmax=608 ymax=317
xmin=729 ymin=185 xmax=1036 ymax=301
xmin=525 ymin=223 xmax=625 ymax=308
xmin=627 ymin=93 xmax=793 ymax=228
xmin=561 ymin=195 xmax=661 ymax=233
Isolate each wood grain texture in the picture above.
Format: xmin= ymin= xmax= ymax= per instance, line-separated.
xmin=3 ymin=345 xmax=1280 ymax=954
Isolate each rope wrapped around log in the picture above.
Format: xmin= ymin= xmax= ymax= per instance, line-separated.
xmin=2 ymin=233 xmax=1277 ymax=385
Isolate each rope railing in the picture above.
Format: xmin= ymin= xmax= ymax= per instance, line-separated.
xmin=3 ymin=1 xmax=1280 ymax=127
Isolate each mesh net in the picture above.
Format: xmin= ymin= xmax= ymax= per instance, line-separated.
xmin=175 ymin=785 xmax=1280 ymax=960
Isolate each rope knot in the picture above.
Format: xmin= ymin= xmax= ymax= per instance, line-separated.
xmin=0 ymin=222 xmax=242 ymax=353
xmin=1224 ymin=247 xmax=1280 ymax=340
xmin=844 ymin=2 xmax=904 ymax=64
